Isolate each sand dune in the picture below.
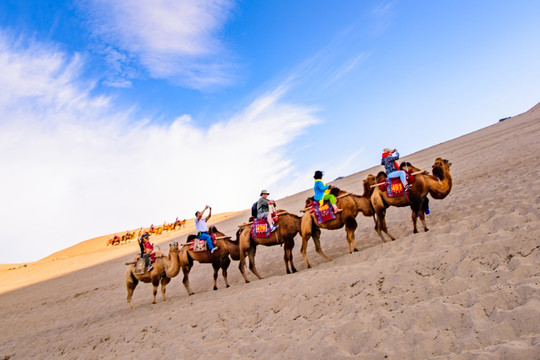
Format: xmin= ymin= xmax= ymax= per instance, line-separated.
xmin=0 ymin=104 xmax=539 ymax=359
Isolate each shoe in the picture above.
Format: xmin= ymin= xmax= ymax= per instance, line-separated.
xmin=334 ymin=208 xmax=342 ymax=213
xmin=147 ymin=265 xmax=153 ymax=271
xmin=211 ymin=247 xmax=219 ymax=254
xmin=271 ymin=225 xmax=279 ymax=232
xmin=404 ymin=184 xmax=411 ymax=192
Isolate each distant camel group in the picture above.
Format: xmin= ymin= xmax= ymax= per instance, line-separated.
xmin=125 ymin=157 xmax=452 ymax=308
xmin=107 ymin=219 xmax=187 ymax=247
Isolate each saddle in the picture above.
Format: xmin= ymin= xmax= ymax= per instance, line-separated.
xmin=133 ymin=253 xmax=156 ymax=274
xmin=189 ymin=234 xmax=217 ymax=252
xmin=379 ymin=170 xmax=416 ymax=198
xmin=309 ymin=200 xmax=336 ymax=224
xmin=251 ymin=218 xmax=273 ymax=238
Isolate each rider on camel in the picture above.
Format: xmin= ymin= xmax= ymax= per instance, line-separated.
xmin=195 ymin=205 xmax=218 ymax=254
xmin=381 ymin=148 xmax=411 ymax=191
xmin=313 ymin=170 xmax=341 ymax=213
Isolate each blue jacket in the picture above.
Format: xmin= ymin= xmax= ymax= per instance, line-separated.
xmin=314 ymin=180 xmax=328 ymax=201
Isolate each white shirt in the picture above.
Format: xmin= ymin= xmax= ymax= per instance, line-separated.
xmin=195 ymin=217 xmax=208 ymax=233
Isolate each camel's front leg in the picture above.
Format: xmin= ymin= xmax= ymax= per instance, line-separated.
xmin=345 ymin=218 xmax=359 ymax=253
xmin=248 ymin=244 xmax=263 ymax=280
xmin=300 ymin=232 xmax=312 ymax=269
xmin=238 ymin=239 xmax=252 ymax=283
xmin=311 ymin=227 xmax=332 ymax=262
xmin=152 ymin=278 xmax=159 ymax=304
xmin=181 ymin=265 xmax=194 ymax=295
xmin=160 ymin=277 xmax=171 ymax=301
xmin=221 ymin=256 xmax=231 ymax=288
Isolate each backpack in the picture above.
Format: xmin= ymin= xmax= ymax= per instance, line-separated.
xmin=251 ymin=202 xmax=258 ymax=218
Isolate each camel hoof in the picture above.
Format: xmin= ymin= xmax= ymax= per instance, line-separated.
xmin=286 ymin=269 xmax=291 ymax=274
xmin=425 ymin=228 xmax=429 ymax=232
xmin=226 ymin=284 xmax=230 ymax=288
xmin=213 ymin=286 xmax=218 ymax=291
xmin=414 ymin=229 xmax=418 ymax=234
xmin=152 ymin=301 xmax=156 ymax=304
xmin=353 ymin=248 xmax=359 ymax=252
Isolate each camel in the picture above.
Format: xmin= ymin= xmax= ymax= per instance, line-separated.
xmin=237 ymin=211 xmax=302 ymax=282
xmin=178 ymin=226 xmax=236 ymax=296
xmin=370 ymin=157 xmax=453 ymax=241
xmin=299 ymin=174 xmax=377 ymax=269
xmin=125 ymin=242 xmax=181 ymax=309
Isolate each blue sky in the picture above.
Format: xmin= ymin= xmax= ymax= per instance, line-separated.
xmin=1 ymin=1 xmax=539 ymax=263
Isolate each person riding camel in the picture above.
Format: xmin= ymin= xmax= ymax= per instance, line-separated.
xmin=381 ymin=148 xmax=411 ymax=191
xmin=257 ymin=190 xmax=278 ymax=232
xmin=195 ymin=205 xmax=218 ymax=254
xmin=313 ymin=170 xmax=341 ymax=213
xmin=138 ymin=231 xmax=154 ymax=271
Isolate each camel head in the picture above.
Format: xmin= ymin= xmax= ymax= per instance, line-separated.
xmin=329 ymin=186 xmax=341 ymax=197
xmin=376 ymin=171 xmax=387 ymax=183
xmin=432 ymin=158 xmax=451 ymax=180
xmin=363 ymin=174 xmax=376 ymax=187
xmin=169 ymin=242 xmax=179 ymax=252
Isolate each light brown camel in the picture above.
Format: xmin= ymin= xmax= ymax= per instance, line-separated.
xmin=125 ymin=242 xmax=180 ymax=309
xmin=237 ymin=211 xmax=302 ymax=282
xmin=370 ymin=157 xmax=453 ymax=241
xmin=178 ymin=226 xmax=234 ymax=296
xmin=299 ymin=174 xmax=377 ymax=269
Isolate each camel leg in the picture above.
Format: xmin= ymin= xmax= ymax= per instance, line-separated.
xmin=312 ymin=227 xmax=332 ymax=262
xmin=181 ymin=264 xmax=195 ymax=296
xmin=222 ymin=256 xmax=231 ymax=288
xmin=126 ymin=270 xmax=138 ymax=310
xmin=160 ymin=277 xmax=171 ymax=301
xmin=248 ymin=244 xmax=263 ymax=280
xmin=300 ymin=230 xmax=312 ymax=269
xmin=239 ymin=243 xmax=251 ymax=283
xmin=212 ymin=262 xmax=220 ymax=291
xmin=151 ymin=278 xmax=159 ymax=304
xmin=419 ymin=211 xmax=428 ymax=232
xmin=283 ymin=247 xmax=291 ymax=274
xmin=345 ymin=217 xmax=359 ymax=253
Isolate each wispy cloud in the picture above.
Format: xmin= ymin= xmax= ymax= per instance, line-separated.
xmin=0 ymin=32 xmax=318 ymax=263
xmin=80 ymin=0 xmax=237 ymax=89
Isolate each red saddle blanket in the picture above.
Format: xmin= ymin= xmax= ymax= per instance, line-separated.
xmin=379 ymin=171 xmax=415 ymax=198
xmin=251 ymin=218 xmax=272 ymax=238
xmin=310 ymin=200 xmax=336 ymax=224
xmin=189 ymin=235 xmax=216 ymax=252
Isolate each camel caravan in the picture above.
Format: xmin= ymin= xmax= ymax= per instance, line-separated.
xmin=125 ymin=153 xmax=453 ymax=308
xmin=108 ymin=218 xmax=186 ymax=247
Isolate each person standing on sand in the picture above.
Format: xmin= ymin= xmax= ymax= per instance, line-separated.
xmin=381 ymin=148 xmax=410 ymax=191
xmin=195 ymin=205 xmax=218 ymax=254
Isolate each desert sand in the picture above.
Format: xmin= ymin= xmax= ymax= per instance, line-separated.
xmin=1 ymin=103 xmax=539 ymax=359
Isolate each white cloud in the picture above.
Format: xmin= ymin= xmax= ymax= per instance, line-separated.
xmin=0 ymin=32 xmax=318 ymax=263
xmin=81 ymin=0 xmax=237 ymax=89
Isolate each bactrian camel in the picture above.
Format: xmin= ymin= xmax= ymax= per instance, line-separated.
xmin=300 ymin=174 xmax=377 ymax=269
xmin=371 ymin=157 xmax=453 ymax=241
xmin=237 ymin=211 xmax=302 ymax=282
xmin=125 ymin=242 xmax=181 ymax=309
xmin=178 ymin=226 xmax=237 ymax=296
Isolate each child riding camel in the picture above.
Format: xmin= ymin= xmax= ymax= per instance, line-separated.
xmin=381 ymin=148 xmax=411 ymax=191
xmin=313 ymin=170 xmax=341 ymax=213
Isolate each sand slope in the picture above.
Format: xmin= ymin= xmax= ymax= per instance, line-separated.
xmin=0 ymin=104 xmax=539 ymax=359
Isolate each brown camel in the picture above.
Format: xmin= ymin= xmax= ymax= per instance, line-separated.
xmin=370 ymin=157 xmax=453 ymax=241
xmin=299 ymin=174 xmax=377 ymax=269
xmin=237 ymin=211 xmax=302 ymax=282
xmin=178 ymin=226 xmax=235 ymax=296
xmin=125 ymin=242 xmax=180 ymax=309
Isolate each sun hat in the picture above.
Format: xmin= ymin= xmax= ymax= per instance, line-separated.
xmin=383 ymin=148 xmax=392 ymax=153
xmin=260 ymin=190 xmax=270 ymax=195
